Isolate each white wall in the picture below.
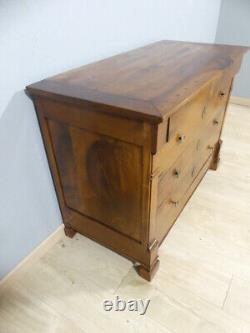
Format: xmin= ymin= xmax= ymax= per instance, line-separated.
xmin=0 ymin=0 xmax=222 ymax=279
xmin=216 ymin=0 xmax=250 ymax=98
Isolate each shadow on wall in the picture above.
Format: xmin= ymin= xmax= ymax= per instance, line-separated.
xmin=0 ymin=91 xmax=62 ymax=279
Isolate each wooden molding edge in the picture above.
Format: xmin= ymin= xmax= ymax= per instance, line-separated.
xmin=0 ymin=224 xmax=64 ymax=293
xmin=230 ymin=96 xmax=250 ymax=107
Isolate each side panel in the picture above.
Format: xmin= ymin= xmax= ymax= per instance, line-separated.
xmin=33 ymin=97 xmax=155 ymax=267
xmin=48 ymin=120 xmax=143 ymax=242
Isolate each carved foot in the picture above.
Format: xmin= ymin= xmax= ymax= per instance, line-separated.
xmin=135 ymin=259 xmax=160 ymax=282
xmin=64 ymin=225 xmax=76 ymax=238
xmin=210 ymin=139 xmax=222 ymax=171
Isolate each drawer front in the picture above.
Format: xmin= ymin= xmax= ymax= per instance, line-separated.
xmin=157 ymin=141 xmax=209 ymax=209
xmin=153 ymin=75 xmax=232 ymax=173
xmin=156 ymin=154 xmax=212 ymax=242
xmin=209 ymin=74 xmax=232 ymax=113
xmin=153 ymin=84 xmax=212 ymax=172
xmin=157 ymin=105 xmax=225 ymax=208
xmin=167 ymin=82 xmax=212 ymax=150
xmin=157 ymin=137 xmax=208 ymax=209
xmin=156 ymin=79 xmax=215 ymax=151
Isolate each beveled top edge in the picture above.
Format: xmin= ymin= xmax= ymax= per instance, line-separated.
xmin=26 ymin=80 xmax=163 ymax=124
xmin=26 ymin=40 xmax=249 ymax=124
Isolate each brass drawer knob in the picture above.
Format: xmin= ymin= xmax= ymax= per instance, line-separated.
xmin=219 ymin=91 xmax=225 ymax=97
xmin=177 ymin=134 xmax=186 ymax=143
xmin=173 ymin=169 xmax=181 ymax=178
xmin=170 ymin=200 xmax=179 ymax=207
xmin=213 ymin=119 xmax=219 ymax=125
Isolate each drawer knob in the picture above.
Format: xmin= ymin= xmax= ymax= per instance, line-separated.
xmin=219 ymin=91 xmax=225 ymax=97
xmin=170 ymin=200 xmax=179 ymax=207
xmin=207 ymin=145 xmax=214 ymax=150
xmin=173 ymin=169 xmax=181 ymax=178
xmin=177 ymin=134 xmax=186 ymax=143
xmin=213 ymin=119 xmax=219 ymax=125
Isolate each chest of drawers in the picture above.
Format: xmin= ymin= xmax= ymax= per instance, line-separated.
xmin=27 ymin=41 xmax=248 ymax=281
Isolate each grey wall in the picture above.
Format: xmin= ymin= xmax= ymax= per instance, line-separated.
xmin=0 ymin=0 xmax=222 ymax=279
xmin=216 ymin=0 xmax=250 ymax=98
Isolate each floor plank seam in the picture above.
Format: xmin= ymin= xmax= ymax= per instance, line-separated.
xmin=222 ymin=274 xmax=233 ymax=309
xmin=157 ymin=282 xmax=219 ymax=323
xmin=112 ymin=266 xmax=133 ymax=295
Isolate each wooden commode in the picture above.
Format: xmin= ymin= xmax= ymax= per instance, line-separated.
xmin=27 ymin=40 xmax=248 ymax=281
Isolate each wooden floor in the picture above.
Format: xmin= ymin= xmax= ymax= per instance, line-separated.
xmin=1 ymin=103 xmax=250 ymax=333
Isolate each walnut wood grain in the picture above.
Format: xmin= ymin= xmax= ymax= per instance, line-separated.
xmin=27 ymin=40 xmax=249 ymax=124
xmin=26 ymin=40 xmax=248 ymax=281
